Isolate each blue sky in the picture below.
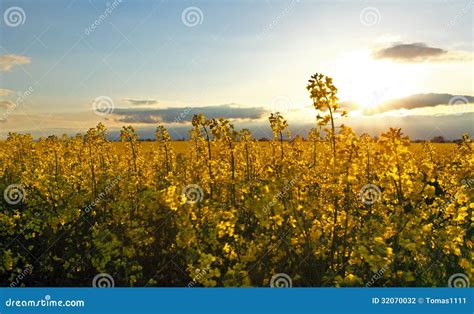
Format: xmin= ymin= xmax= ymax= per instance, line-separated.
xmin=0 ymin=0 xmax=473 ymax=139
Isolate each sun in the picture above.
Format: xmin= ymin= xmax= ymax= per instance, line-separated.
xmin=330 ymin=50 xmax=418 ymax=110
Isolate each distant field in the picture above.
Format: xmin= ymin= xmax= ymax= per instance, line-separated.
xmin=0 ymin=140 xmax=458 ymax=158
xmin=112 ymin=141 xmax=457 ymax=157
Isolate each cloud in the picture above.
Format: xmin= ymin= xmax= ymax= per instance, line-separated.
xmin=363 ymin=93 xmax=474 ymax=114
xmin=124 ymin=98 xmax=158 ymax=105
xmin=0 ymin=100 xmax=15 ymax=108
xmin=0 ymin=100 xmax=16 ymax=123
xmin=0 ymin=89 xmax=14 ymax=97
xmin=339 ymin=100 xmax=358 ymax=110
xmin=112 ymin=104 xmax=267 ymax=124
xmin=0 ymin=54 xmax=31 ymax=71
xmin=374 ymin=43 xmax=447 ymax=62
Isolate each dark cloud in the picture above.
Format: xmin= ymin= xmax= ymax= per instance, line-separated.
xmin=105 ymin=113 xmax=474 ymax=141
xmin=374 ymin=43 xmax=447 ymax=61
xmin=5 ymin=112 xmax=472 ymax=141
xmin=113 ymin=104 xmax=267 ymax=124
xmin=364 ymin=93 xmax=474 ymax=114
xmin=124 ymin=99 xmax=158 ymax=105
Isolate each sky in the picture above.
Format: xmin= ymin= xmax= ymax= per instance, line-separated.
xmin=0 ymin=0 xmax=473 ymax=140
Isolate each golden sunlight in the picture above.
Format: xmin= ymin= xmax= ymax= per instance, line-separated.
xmin=331 ymin=50 xmax=418 ymax=109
